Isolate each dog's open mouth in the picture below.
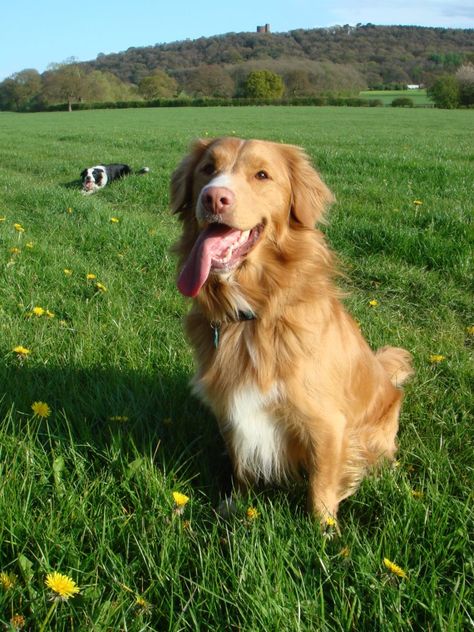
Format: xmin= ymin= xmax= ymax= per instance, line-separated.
xmin=178 ymin=223 xmax=263 ymax=297
xmin=83 ymin=181 xmax=95 ymax=191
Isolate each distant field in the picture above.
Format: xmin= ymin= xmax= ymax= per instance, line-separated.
xmin=360 ymin=89 xmax=432 ymax=105
xmin=0 ymin=107 xmax=472 ymax=630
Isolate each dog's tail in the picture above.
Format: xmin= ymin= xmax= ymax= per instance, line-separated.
xmin=376 ymin=346 xmax=414 ymax=387
xmin=137 ymin=167 xmax=150 ymax=175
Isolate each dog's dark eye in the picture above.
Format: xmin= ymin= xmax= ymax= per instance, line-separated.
xmin=201 ymin=163 xmax=215 ymax=176
xmin=255 ymin=170 xmax=269 ymax=180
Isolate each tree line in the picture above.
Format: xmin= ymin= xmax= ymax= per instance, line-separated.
xmin=0 ymin=62 xmax=138 ymax=112
xmin=0 ymin=62 xmax=367 ymax=112
xmin=1 ymin=24 xmax=473 ymax=111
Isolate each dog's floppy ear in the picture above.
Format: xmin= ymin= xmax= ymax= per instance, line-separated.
xmin=283 ymin=145 xmax=334 ymax=228
xmin=170 ymin=138 xmax=213 ymax=215
xmin=80 ymin=169 xmax=87 ymax=179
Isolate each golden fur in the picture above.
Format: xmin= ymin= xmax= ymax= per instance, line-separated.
xmin=171 ymin=137 xmax=413 ymax=523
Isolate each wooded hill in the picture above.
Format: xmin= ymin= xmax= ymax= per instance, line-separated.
xmin=84 ymin=24 xmax=474 ymax=88
xmin=2 ymin=24 xmax=473 ymax=111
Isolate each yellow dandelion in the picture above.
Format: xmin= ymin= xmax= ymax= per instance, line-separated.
xmin=45 ymin=572 xmax=80 ymax=600
xmin=172 ymin=491 xmax=190 ymax=507
xmin=109 ymin=415 xmax=129 ymax=422
xmin=31 ymin=401 xmax=51 ymax=418
xmin=135 ymin=595 xmax=148 ymax=608
xmin=383 ymin=558 xmax=407 ymax=579
xmin=12 ymin=345 xmax=31 ymax=356
xmin=369 ymin=299 xmax=378 ymax=307
xmin=110 ymin=217 xmax=120 ymax=223
xmin=325 ymin=516 xmax=337 ymax=528
xmin=10 ymin=614 xmax=26 ymax=630
xmin=14 ymin=223 xmax=25 ymax=232
xmin=10 ymin=247 xmax=21 ymax=255
xmin=0 ymin=571 xmax=17 ymax=590
xmin=95 ymin=282 xmax=107 ymax=292
xmin=429 ymin=354 xmax=445 ymax=363
xmin=246 ymin=506 xmax=259 ymax=521
xmin=86 ymin=273 xmax=96 ymax=280
xmin=63 ymin=268 xmax=73 ymax=276
xmin=135 ymin=594 xmax=152 ymax=612
xmin=32 ymin=306 xmax=45 ymax=317
xmin=413 ymin=200 xmax=423 ymax=205
xmin=26 ymin=242 xmax=34 ymax=249
xmin=67 ymin=207 xmax=73 ymax=214
xmin=466 ymin=326 xmax=474 ymax=335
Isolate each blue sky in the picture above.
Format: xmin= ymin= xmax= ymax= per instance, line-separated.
xmin=2 ymin=0 xmax=473 ymax=80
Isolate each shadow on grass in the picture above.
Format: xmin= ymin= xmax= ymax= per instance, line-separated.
xmin=0 ymin=362 xmax=232 ymax=500
xmin=62 ymin=179 xmax=82 ymax=190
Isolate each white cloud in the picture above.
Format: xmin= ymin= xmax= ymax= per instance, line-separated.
xmin=328 ymin=0 xmax=474 ymax=28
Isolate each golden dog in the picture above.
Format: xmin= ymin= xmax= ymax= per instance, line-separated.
xmin=171 ymin=137 xmax=413 ymax=524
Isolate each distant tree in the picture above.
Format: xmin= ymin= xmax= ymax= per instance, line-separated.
xmin=42 ymin=63 xmax=87 ymax=111
xmin=429 ymin=52 xmax=463 ymax=69
xmin=0 ymin=69 xmax=42 ymax=111
xmin=182 ymin=65 xmax=235 ymax=98
xmin=284 ymin=70 xmax=315 ymax=96
xmin=138 ymin=70 xmax=178 ymax=99
xmin=309 ymin=62 xmax=366 ymax=95
xmin=0 ymin=79 xmax=16 ymax=110
xmin=456 ymin=64 xmax=474 ymax=106
xmin=427 ymin=75 xmax=460 ymax=108
xmin=243 ymin=70 xmax=284 ymax=99
xmin=380 ymin=63 xmax=410 ymax=85
xmin=83 ymin=71 xmax=137 ymax=101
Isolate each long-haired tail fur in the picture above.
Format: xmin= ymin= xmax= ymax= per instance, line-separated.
xmin=376 ymin=346 xmax=414 ymax=387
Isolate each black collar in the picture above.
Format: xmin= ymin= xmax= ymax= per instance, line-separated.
xmin=211 ymin=310 xmax=256 ymax=348
xmin=236 ymin=310 xmax=256 ymax=322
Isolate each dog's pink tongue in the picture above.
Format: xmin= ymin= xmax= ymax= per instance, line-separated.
xmin=177 ymin=224 xmax=239 ymax=297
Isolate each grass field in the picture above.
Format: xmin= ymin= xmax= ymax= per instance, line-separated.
xmin=0 ymin=106 xmax=472 ymax=631
xmin=359 ymin=89 xmax=432 ymax=106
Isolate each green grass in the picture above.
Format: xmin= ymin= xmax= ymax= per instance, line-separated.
xmin=0 ymin=106 xmax=472 ymax=631
xmin=359 ymin=89 xmax=432 ymax=105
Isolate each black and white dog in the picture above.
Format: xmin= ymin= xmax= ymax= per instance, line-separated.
xmin=81 ymin=163 xmax=149 ymax=194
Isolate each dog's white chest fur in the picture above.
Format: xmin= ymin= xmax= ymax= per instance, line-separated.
xmin=225 ymin=384 xmax=288 ymax=483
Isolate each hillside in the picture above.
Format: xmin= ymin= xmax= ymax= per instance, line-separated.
xmin=85 ymin=24 xmax=474 ymax=87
